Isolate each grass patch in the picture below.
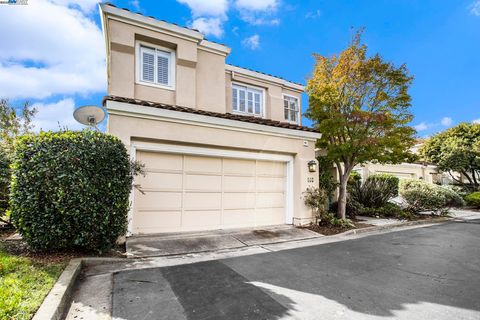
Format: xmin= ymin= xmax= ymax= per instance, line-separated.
xmin=0 ymin=244 xmax=66 ymax=320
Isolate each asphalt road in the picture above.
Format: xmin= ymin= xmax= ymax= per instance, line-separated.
xmin=113 ymin=220 xmax=480 ymax=320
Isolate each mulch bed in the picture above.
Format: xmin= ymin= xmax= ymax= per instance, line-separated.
xmin=303 ymin=220 xmax=373 ymax=236
xmin=0 ymin=226 xmax=127 ymax=264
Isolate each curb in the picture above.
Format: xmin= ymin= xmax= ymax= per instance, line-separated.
xmin=32 ymin=258 xmax=82 ymax=320
xmin=32 ymin=257 xmax=129 ymax=320
xmin=341 ymin=217 xmax=451 ymax=236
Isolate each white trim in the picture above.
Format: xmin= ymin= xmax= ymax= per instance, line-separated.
xmin=106 ymin=100 xmax=322 ymax=141
xmin=135 ymin=41 xmax=176 ymax=90
xmin=127 ymin=145 xmax=137 ymax=236
xmin=128 ymin=142 xmax=295 ymax=233
xmin=231 ymin=82 xmax=266 ymax=118
xmin=282 ymin=93 xmax=301 ymax=125
xmin=226 ymin=64 xmax=305 ymax=92
xmin=100 ymin=4 xmax=231 ymax=56
xmin=199 ymin=40 xmax=231 ymax=56
xmin=100 ymin=3 xmax=203 ymax=42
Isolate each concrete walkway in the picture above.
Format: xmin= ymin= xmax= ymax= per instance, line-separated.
xmin=126 ymin=225 xmax=322 ymax=258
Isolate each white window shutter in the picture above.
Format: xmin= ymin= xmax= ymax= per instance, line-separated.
xmin=157 ymin=50 xmax=170 ymax=85
xmin=141 ymin=47 xmax=155 ymax=82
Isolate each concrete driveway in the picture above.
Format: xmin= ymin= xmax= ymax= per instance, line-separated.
xmin=126 ymin=225 xmax=321 ymax=257
xmin=66 ymin=219 xmax=480 ymax=320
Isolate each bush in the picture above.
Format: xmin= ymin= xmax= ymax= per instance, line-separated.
xmin=465 ymin=192 xmax=480 ymax=207
xmin=399 ymin=179 xmax=463 ymax=215
xmin=346 ymin=173 xmax=400 ymax=217
xmin=302 ymin=187 xmax=328 ymax=217
xmin=10 ymin=130 xmax=137 ymax=252
xmin=0 ymin=149 xmax=10 ymax=222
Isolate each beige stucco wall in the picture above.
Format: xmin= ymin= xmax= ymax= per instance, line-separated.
xmin=108 ymin=110 xmax=318 ymax=225
xmin=106 ymin=16 xmax=303 ymax=122
xmin=225 ymin=71 xmax=303 ymax=123
xmin=354 ymin=163 xmax=439 ymax=183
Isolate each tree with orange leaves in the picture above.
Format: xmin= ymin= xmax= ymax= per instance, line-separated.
xmin=306 ymin=31 xmax=416 ymax=220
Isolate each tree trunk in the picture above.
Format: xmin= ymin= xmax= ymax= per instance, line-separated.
xmin=337 ymin=178 xmax=348 ymax=220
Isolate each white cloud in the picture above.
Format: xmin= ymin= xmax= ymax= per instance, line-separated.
xmin=0 ymin=0 xmax=106 ymax=100
xmin=49 ymin=0 xmax=99 ymax=13
xmin=306 ymin=9 xmax=321 ymax=19
xmin=31 ymin=98 xmax=86 ymax=132
xmin=177 ymin=0 xmax=229 ymax=17
xmin=470 ymin=1 xmax=480 ymax=16
xmin=129 ymin=0 xmax=141 ymax=11
xmin=235 ymin=0 xmax=279 ymax=11
xmin=414 ymin=122 xmax=429 ymax=131
xmin=473 ymin=119 xmax=480 ymax=124
xmin=235 ymin=0 xmax=280 ymax=25
xmin=191 ymin=17 xmax=224 ymax=37
xmin=242 ymin=34 xmax=260 ymax=50
xmin=441 ymin=117 xmax=453 ymax=126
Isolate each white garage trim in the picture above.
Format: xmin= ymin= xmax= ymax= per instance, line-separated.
xmin=127 ymin=142 xmax=294 ymax=235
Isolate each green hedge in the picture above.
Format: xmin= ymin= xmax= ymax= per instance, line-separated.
xmin=0 ymin=149 xmax=10 ymax=220
xmin=465 ymin=192 xmax=480 ymax=208
xmin=399 ymin=179 xmax=464 ymax=214
xmin=10 ymin=130 xmax=134 ymax=252
xmin=349 ymin=173 xmax=399 ymax=209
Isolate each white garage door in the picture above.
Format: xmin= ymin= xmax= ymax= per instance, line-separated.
xmin=132 ymin=151 xmax=288 ymax=234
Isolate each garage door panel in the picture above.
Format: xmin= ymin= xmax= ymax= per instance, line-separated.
xmin=223 ymin=158 xmax=256 ymax=175
xmin=137 ymin=172 xmax=182 ymax=190
xmin=222 ymin=209 xmax=256 ymax=227
xmin=136 ymin=191 xmax=182 ymax=210
xmin=133 ymin=151 xmax=288 ymax=233
xmin=256 ymin=208 xmax=285 ymax=225
xmin=256 ymin=177 xmax=285 ymax=192
xmin=183 ymin=192 xmax=221 ymax=210
xmin=223 ymin=193 xmax=255 ymax=209
xmin=185 ymin=156 xmax=221 ymax=174
xmin=134 ymin=211 xmax=181 ymax=233
xmin=257 ymin=160 xmax=285 ymax=176
xmin=223 ymin=176 xmax=255 ymax=192
xmin=138 ymin=152 xmax=183 ymax=171
xmin=182 ymin=210 xmax=221 ymax=228
xmin=256 ymin=192 xmax=285 ymax=208
xmin=185 ymin=174 xmax=221 ymax=192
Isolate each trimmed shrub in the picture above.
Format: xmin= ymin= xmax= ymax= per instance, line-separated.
xmin=465 ymin=192 xmax=480 ymax=208
xmin=10 ymin=130 xmax=136 ymax=252
xmin=399 ymin=179 xmax=463 ymax=215
xmin=349 ymin=174 xmax=399 ymax=208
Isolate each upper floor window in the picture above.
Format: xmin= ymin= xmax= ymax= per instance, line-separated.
xmin=232 ymin=84 xmax=263 ymax=116
xmin=283 ymin=95 xmax=299 ymax=123
xmin=137 ymin=43 xmax=175 ymax=89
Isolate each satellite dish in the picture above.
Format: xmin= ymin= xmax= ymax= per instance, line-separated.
xmin=73 ymin=105 xmax=106 ymax=127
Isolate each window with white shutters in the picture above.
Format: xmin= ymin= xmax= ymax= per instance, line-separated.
xmin=232 ymin=84 xmax=263 ymax=116
xmin=283 ymin=95 xmax=299 ymax=123
xmin=138 ymin=44 xmax=174 ymax=88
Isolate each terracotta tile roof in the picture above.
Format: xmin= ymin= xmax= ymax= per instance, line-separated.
xmin=103 ymin=95 xmax=317 ymax=133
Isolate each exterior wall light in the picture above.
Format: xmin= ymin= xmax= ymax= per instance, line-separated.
xmin=308 ymin=160 xmax=317 ymax=173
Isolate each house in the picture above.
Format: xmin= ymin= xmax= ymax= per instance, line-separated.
xmin=350 ymin=142 xmax=442 ymax=183
xmin=99 ymin=4 xmax=320 ymax=235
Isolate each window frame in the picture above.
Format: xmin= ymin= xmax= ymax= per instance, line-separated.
xmin=282 ymin=93 xmax=301 ymax=124
xmin=135 ymin=41 xmax=176 ymax=91
xmin=231 ymin=83 xmax=265 ymax=118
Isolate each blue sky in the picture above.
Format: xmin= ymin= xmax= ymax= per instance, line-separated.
xmin=0 ymin=0 xmax=479 ymax=136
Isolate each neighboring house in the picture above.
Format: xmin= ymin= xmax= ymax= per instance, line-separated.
xmin=99 ymin=4 xmax=320 ymax=235
xmin=351 ymin=142 xmax=442 ymax=183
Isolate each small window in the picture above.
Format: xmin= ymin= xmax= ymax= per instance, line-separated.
xmin=139 ymin=44 xmax=174 ymax=88
xmin=283 ymin=95 xmax=299 ymax=123
xmin=232 ymin=84 xmax=263 ymax=116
